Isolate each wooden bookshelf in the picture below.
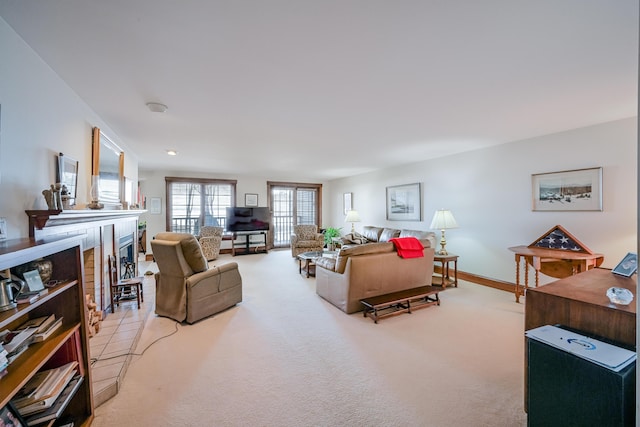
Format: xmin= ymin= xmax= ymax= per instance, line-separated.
xmin=0 ymin=236 xmax=94 ymax=426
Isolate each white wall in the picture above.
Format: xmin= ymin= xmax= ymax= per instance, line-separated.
xmin=0 ymin=17 xmax=139 ymax=239
xmin=328 ymin=118 xmax=637 ymax=284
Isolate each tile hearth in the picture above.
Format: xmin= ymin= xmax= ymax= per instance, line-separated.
xmin=89 ymin=260 xmax=156 ymax=407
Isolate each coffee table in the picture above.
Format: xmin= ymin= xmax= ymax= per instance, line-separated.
xmin=297 ymin=250 xmax=337 ymax=278
xmin=297 ymin=251 xmax=322 ymax=277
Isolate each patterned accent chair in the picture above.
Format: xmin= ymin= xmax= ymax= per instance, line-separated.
xmin=197 ymin=226 xmax=223 ymax=261
xmin=291 ymin=225 xmax=324 ymax=257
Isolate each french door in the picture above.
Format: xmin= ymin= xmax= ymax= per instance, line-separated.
xmin=267 ymin=182 xmax=322 ymax=248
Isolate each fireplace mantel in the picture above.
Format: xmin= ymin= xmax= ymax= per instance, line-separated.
xmin=25 ymin=209 xmax=146 ymax=314
xmin=26 ymin=209 xmax=147 ymax=237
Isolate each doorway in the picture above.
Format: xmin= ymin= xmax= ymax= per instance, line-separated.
xmin=267 ymin=182 xmax=322 ymax=248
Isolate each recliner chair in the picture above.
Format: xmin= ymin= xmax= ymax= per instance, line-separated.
xmin=290 ymin=224 xmax=324 ymax=257
xmin=151 ymin=232 xmax=242 ymax=324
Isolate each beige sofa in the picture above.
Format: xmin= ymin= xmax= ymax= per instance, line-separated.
xmin=315 ymin=227 xmax=436 ymax=314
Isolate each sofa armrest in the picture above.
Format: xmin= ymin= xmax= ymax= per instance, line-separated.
xmin=187 ymin=262 xmax=241 ymax=292
xmin=315 ymin=233 xmax=325 ymax=242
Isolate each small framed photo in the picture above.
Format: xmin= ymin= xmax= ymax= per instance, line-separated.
xmin=612 ymin=252 xmax=638 ymax=277
xmin=343 ymin=192 xmax=352 ymax=215
xmin=0 ymin=217 xmax=6 ymax=241
xmin=245 ymin=193 xmax=258 ymax=207
xmin=149 ymin=197 xmax=162 ymax=215
xmin=1 ymin=402 xmax=27 ymax=427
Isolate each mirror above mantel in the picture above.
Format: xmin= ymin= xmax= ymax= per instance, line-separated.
xmin=92 ymin=127 xmax=124 ymax=207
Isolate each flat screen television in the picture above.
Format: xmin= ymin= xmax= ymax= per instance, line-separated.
xmin=225 ymin=207 xmax=270 ymax=232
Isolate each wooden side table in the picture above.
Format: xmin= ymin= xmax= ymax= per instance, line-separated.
xmin=433 ymin=253 xmax=458 ymax=288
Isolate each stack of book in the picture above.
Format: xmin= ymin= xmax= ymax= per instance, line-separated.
xmin=17 ymin=314 xmax=63 ymax=343
xmin=0 ymin=343 xmax=7 ymax=378
xmin=12 ymin=360 xmax=83 ymax=425
xmin=0 ymin=314 xmax=63 ymax=366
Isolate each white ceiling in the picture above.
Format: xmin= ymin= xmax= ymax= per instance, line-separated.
xmin=0 ymin=1 xmax=637 ymax=181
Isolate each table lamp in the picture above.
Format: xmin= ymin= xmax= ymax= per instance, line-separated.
xmin=429 ymin=209 xmax=458 ymax=255
xmin=345 ymin=210 xmax=361 ymax=234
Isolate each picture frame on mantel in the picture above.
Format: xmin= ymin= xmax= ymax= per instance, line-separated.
xmin=531 ymin=167 xmax=602 ymax=211
xmin=386 ymin=183 xmax=421 ymax=221
xmin=56 ymin=153 xmax=79 ymax=201
xmin=245 ymin=193 xmax=258 ymax=207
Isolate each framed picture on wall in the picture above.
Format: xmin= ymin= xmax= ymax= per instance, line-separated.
xmin=386 ymin=183 xmax=421 ymax=221
xmin=150 ymin=197 xmax=162 ymax=215
xmin=343 ymin=192 xmax=352 ymax=215
xmin=531 ymin=167 xmax=602 ymax=211
xmin=245 ymin=193 xmax=258 ymax=207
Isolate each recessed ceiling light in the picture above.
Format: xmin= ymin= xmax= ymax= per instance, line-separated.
xmin=166 ymin=150 xmax=178 ymax=156
xmin=146 ymin=102 xmax=168 ymax=113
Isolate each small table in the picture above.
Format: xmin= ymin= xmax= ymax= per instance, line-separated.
xmin=297 ymin=251 xmax=322 ymax=278
xmin=433 ymin=253 xmax=458 ymax=288
xmin=297 ymin=250 xmax=337 ymax=278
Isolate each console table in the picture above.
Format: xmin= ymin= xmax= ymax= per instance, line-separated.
xmin=508 ymin=225 xmax=603 ymax=302
xmin=232 ymin=231 xmax=268 ymax=256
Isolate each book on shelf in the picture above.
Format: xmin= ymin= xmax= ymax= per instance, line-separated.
xmin=15 ymin=292 xmax=40 ymax=304
xmin=16 ymin=314 xmax=56 ymax=333
xmin=31 ymin=317 xmax=63 ymax=342
xmin=13 ymin=360 xmax=78 ymax=415
xmin=24 ymin=375 xmax=84 ymax=426
xmin=1 ymin=327 xmax=37 ymax=354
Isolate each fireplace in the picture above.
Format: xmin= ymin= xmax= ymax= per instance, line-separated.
xmin=25 ymin=209 xmax=143 ymax=315
xmin=119 ymin=234 xmax=135 ymax=279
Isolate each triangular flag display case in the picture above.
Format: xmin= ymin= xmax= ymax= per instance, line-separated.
xmin=528 ymin=225 xmax=595 ymax=254
xmin=509 ymin=225 xmax=604 ymax=302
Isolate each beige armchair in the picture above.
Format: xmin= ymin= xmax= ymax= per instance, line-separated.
xmin=151 ymin=232 xmax=242 ymax=324
xmin=291 ymin=224 xmax=324 ymax=257
xmin=197 ymin=226 xmax=223 ymax=261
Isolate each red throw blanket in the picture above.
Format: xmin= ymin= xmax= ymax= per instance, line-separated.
xmin=389 ymin=237 xmax=424 ymax=259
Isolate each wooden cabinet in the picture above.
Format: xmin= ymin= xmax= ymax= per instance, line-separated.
xmin=0 ymin=236 xmax=94 ymax=426
xmin=524 ymin=268 xmax=636 ymax=346
xmin=524 ymin=267 xmax=636 ymax=413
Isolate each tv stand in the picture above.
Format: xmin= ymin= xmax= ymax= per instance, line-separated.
xmin=232 ymin=231 xmax=268 ymax=256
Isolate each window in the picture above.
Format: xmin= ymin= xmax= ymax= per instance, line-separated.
xmin=166 ymin=177 xmax=236 ymax=235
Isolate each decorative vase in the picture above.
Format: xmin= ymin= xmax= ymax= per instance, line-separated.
xmin=30 ymin=259 xmax=53 ymax=283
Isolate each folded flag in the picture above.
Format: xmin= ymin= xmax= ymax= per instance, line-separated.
xmin=389 ymin=237 xmax=424 ymax=258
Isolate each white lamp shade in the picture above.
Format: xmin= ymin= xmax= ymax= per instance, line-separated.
xmin=430 ymin=209 xmax=458 ymax=230
xmin=345 ymin=210 xmax=361 ymax=223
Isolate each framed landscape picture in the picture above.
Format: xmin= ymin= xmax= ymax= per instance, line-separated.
xmin=386 ymin=183 xmax=421 ymax=221
xmin=531 ymin=167 xmax=602 ymax=211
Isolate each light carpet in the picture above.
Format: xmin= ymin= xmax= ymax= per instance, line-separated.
xmin=93 ymin=249 xmax=527 ymax=427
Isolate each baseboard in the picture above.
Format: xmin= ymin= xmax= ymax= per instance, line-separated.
xmin=458 ymin=271 xmax=516 ymax=293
